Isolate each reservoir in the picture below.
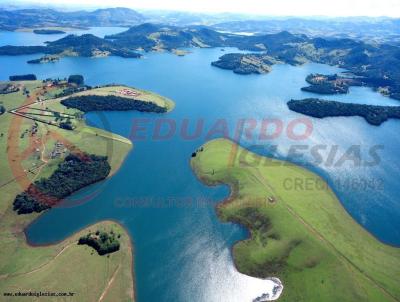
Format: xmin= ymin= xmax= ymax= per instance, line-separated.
xmin=1 ymin=29 xmax=399 ymax=302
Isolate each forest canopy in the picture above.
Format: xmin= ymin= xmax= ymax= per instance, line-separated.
xmin=61 ymin=95 xmax=167 ymax=113
xmin=13 ymin=153 xmax=111 ymax=214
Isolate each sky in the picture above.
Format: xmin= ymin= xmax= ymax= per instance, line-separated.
xmin=9 ymin=0 xmax=400 ymax=17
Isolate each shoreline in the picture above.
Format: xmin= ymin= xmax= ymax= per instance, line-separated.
xmin=196 ymin=138 xmax=400 ymax=249
xmin=189 ymin=150 xmax=285 ymax=301
xmin=190 ymin=138 xmax=400 ymax=301
xmin=23 ymin=219 xmax=136 ymax=301
xmin=1 ymin=82 xmax=176 ymax=302
xmin=15 ymin=83 xmax=177 ymax=300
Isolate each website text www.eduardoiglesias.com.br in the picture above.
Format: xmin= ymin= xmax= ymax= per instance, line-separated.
xmin=3 ymin=291 xmax=75 ymax=298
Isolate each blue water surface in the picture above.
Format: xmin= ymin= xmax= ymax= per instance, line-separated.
xmin=1 ymin=29 xmax=399 ymax=302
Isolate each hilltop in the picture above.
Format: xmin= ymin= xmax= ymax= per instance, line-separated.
xmin=0 ymin=7 xmax=144 ymax=30
xmin=0 ymin=33 xmax=142 ymax=58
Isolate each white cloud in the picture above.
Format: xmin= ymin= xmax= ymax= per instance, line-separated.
xmin=12 ymin=0 xmax=400 ymax=17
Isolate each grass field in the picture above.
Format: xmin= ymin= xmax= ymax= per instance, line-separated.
xmin=0 ymin=221 xmax=134 ymax=302
xmin=191 ymin=138 xmax=400 ymax=302
xmin=72 ymin=85 xmax=175 ymax=112
xmin=0 ymin=81 xmax=137 ymax=301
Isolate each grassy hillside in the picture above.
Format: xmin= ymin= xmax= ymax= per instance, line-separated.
xmin=191 ymin=138 xmax=400 ymax=302
xmin=66 ymin=85 xmax=175 ymax=112
xmin=0 ymin=82 xmax=134 ymax=301
xmin=0 ymin=221 xmax=134 ymax=302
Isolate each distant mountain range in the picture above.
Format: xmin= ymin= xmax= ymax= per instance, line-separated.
xmin=0 ymin=7 xmax=145 ymax=30
xmin=1 ymin=7 xmax=400 ymax=44
xmin=213 ymin=18 xmax=400 ymax=44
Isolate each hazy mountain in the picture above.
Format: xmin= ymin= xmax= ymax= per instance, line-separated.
xmin=0 ymin=7 xmax=145 ymax=30
xmin=213 ymin=17 xmax=400 ymax=44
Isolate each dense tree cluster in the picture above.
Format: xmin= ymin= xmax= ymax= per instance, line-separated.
xmin=9 ymin=74 xmax=37 ymax=81
xmin=59 ymin=120 xmax=74 ymax=130
xmin=68 ymin=74 xmax=84 ymax=86
xmin=78 ymin=230 xmax=120 ymax=255
xmin=0 ymin=105 xmax=5 ymax=115
xmin=287 ymin=98 xmax=400 ymax=126
xmin=33 ymin=29 xmax=65 ymax=35
xmin=229 ymin=207 xmax=271 ymax=235
xmin=61 ymin=95 xmax=167 ymax=113
xmin=13 ymin=153 xmax=111 ymax=214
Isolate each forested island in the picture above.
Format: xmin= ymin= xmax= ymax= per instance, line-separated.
xmin=211 ymin=53 xmax=275 ymax=74
xmin=33 ymin=29 xmax=66 ymax=35
xmin=61 ymin=95 xmax=168 ymax=113
xmin=78 ymin=230 xmax=121 ymax=255
xmin=13 ymin=153 xmax=111 ymax=214
xmin=27 ymin=55 xmax=60 ymax=64
xmin=287 ymin=98 xmax=400 ymax=125
xmin=301 ymin=73 xmax=363 ymax=94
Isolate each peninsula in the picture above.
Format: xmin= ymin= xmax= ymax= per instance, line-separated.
xmin=0 ymin=78 xmax=174 ymax=301
xmin=191 ymin=138 xmax=400 ymax=301
xmin=287 ymin=98 xmax=400 ymax=125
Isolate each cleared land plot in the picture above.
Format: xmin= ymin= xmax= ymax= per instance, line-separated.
xmin=72 ymin=85 xmax=175 ymax=112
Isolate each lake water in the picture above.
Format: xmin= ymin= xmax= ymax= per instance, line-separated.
xmin=0 ymin=27 xmax=126 ymax=46
xmin=1 ymin=29 xmax=399 ymax=302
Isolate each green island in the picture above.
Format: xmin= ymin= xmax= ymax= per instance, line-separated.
xmin=211 ymin=53 xmax=276 ymax=75
xmin=301 ymin=73 xmax=363 ymax=95
xmin=287 ymin=98 xmax=400 ymax=126
xmin=0 ymin=79 xmax=174 ymax=301
xmin=27 ymin=55 xmax=60 ymax=64
xmin=191 ymin=138 xmax=400 ymax=302
xmin=33 ymin=29 xmax=66 ymax=35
